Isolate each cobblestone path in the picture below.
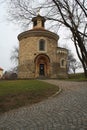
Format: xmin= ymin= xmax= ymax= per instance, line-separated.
xmin=0 ymin=80 xmax=87 ymax=130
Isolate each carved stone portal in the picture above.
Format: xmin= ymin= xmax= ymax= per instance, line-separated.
xmin=34 ymin=54 xmax=50 ymax=78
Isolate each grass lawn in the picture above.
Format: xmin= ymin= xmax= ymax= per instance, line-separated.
xmin=0 ymin=80 xmax=59 ymax=114
xmin=68 ymin=73 xmax=87 ymax=81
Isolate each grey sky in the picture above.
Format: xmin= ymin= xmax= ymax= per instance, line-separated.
xmin=0 ymin=4 xmax=20 ymax=71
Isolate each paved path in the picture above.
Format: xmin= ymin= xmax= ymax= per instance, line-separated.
xmin=0 ymin=80 xmax=87 ymax=130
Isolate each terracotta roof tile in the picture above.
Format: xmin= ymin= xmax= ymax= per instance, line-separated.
xmin=0 ymin=67 xmax=3 ymax=70
xmin=30 ymin=28 xmax=46 ymax=31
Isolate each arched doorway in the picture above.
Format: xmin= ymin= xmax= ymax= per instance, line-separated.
xmin=34 ymin=54 xmax=50 ymax=78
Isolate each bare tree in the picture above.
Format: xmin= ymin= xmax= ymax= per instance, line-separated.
xmin=75 ymin=0 xmax=87 ymax=17
xmin=6 ymin=0 xmax=38 ymax=29
xmin=6 ymin=0 xmax=87 ymax=77
xmin=41 ymin=0 xmax=87 ymax=77
xmin=10 ymin=46 xmax=19 ymax=73
xmin=67 ymin=50 xmax=75 ymax=73
xmin=68 ymin=55 xmax=82 ymax=74
xmin=10 ymin=46 xmax=19 ymax=64
xmin=66 ymin=49 xmax=82 ymax=74
xmin=70 ymin=59 xmax=82 ymax=74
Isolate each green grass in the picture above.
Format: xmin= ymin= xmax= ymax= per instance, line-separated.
xmin=68 ymin=73 xmax=87 ymax=81
xmin=0 ymin=80 xmax=59 ymax=114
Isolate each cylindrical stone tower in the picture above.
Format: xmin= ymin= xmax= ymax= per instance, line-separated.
xmin=18 ymin=15 xmax=67 ymax=79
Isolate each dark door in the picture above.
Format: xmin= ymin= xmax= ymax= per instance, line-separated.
xmin=39 ymin=64 xmax=44 ymax=75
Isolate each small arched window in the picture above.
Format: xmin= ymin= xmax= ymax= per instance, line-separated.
xmin=61 ymin=60 xmax=65 ymax=66
xmin=60 ymin=59 xmax=66 ymax=68
xmin=34 ymin=20 xmax=37 ymax=27
xmin=39 ymin=39 xmax=45 ymax=51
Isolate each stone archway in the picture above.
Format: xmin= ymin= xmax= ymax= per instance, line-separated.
xmin=34 ymin=54 xmax=50 ymax=78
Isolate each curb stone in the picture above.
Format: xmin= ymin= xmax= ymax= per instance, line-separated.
xmin=49 ymin=87 xmax=62 ymax=98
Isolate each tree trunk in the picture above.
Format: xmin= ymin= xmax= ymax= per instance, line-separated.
xmin=71 ymin=28 xmax=87 ymax=78
xmin=83 ymin=64 xmax=87 ymax=77
xmin=85 ymin=70 xmax=87 ymax=77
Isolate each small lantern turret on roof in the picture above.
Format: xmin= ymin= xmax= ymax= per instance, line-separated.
xmin=32 ymin=14 xmax=46 ymax=29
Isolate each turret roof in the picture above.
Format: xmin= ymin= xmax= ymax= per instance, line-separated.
xmin=32 ymin=14 xmax=46 ymax=22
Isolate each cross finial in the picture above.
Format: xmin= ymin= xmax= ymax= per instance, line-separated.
xmin=37 ymin=7 xmax=42 ymax=15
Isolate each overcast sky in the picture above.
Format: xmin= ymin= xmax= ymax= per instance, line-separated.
xmin=0 ymin=3 xmax=20 ymax=71
xmin=0 ymin=2 xmax=82 ymax=73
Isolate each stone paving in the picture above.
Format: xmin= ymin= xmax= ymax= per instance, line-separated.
xmin=0 ymin=80 xmax=87 ymax=130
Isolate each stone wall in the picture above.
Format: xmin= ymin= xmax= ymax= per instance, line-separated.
xmin=18 ymin=29 xmax=68 ymax=79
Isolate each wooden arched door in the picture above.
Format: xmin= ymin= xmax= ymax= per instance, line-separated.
xmin=34 ymin=54 xmax=50 ymax=78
